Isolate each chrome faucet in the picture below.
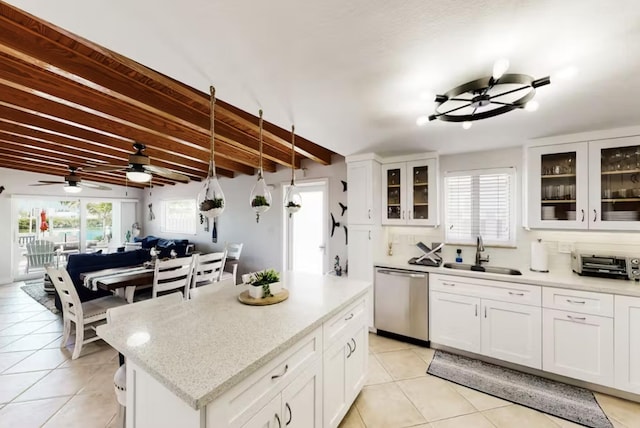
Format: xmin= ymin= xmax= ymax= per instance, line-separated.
xmin=475 ymin=235 xmax=490 ymax=265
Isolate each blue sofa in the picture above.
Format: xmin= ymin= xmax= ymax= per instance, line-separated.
xmin=133 ymin=235 xmax=192 ymax=258
xmin=54 ymin=248 xmax=151 ymax=310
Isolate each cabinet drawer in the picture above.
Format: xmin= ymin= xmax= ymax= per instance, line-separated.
xmin=542 ymin=288 xmax=613 ymax=317
xmin=430 ymin=274 xmax=541 ymax=306
xmin=323 ymin=298 xmax=366 ymax=349
xmin=227 ymin=327 xmax=322 ymax=427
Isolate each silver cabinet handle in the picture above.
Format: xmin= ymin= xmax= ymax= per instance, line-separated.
xmin=442 ymin=282 xmax=455 ymax=286
xmin=271 ymin=364 xmax=289 ymax=380
xmin=377 ymin=270 xmax=426 ymax=278
xmin=508 ymin=291 xmax=524 ymax=296
xmin=402 ymin=210 xmax=405 ymax=219
xmin=275 ymin=413 xmax=282 ymax=428
xmin=593 ymin=209 xmax=597 ymax=222
xmin=368 ymin=230 xmax=371 ymax=240
xmin=566 ymin=299 xmax=586 ymax=304
xmin=344 ymin=313 xmax=354 ymax=321
xmin=581 ymin=209 xmax=585 ymax=222
xmin=285 ymin=403 xmax=292 ymax=426
xmin=567 ymin=315 xmax=586 ymax=321
xmin=346 ymin=341 xmax=353 ymax=358
xmin=484 ymin=306 xmax=487 ymax=318
xmin=368 ymin=209 xmax=371 ymax=219
xmin=475 ymin=304 xmax=478 ymax=316
xmin=351 ymin=337 xmax=357 ymax=354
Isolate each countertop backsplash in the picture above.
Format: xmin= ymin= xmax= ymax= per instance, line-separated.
xmin=384 ymin=226 xmax=640 ymax=271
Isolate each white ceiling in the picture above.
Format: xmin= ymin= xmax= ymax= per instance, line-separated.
xmin=7 ymin=0 xmax=640 ymax=157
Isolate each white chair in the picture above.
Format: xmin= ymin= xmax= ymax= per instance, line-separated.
xmin=152 ymin=256 xmax=194 ymax=298
xmin=46 ymin=266 xmax=126 ymax=359
xmin=26 ymin=239 xmax=56 ymax=273
xmin=221 ymin=242 xmax=243 ymax=284
xmin=190 ymin=277 xmax=235 ymax=299
xmin=190 ymin=251 xmax=226 ymax=291
xmin=106 ymin=292 xmax=183 ymax=428
xmin=124 ymin=242 xmax=142 ymax=251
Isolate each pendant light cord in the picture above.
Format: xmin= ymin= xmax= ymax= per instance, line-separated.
xmin=209 ymin=86 xmax=216 ymax=178
xmin=290 ymin=125 xmax=295 ymax=185
xmin=258 ymin=109 xmax=264 ymax=177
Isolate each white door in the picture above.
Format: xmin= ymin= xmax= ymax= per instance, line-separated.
xmin=481 ymin=300 xmax=542 ymax=369
xmin=347 ymin=161 xmax=373 ymax=224
xmin=285 ymin=181 xmax=328 ymax=274
xmin=542 ymin=308 xmax=614 ymax=386
xmin=281 ymin=361 xmax=322 ymax=428
xmin=429 ymin=291 xmax=481 ymax=353
xmin=345 ymin=325 xmax=368 ymax=400
xmin=615 ymin=295 xmax=640 ymax=393
xmin=323 ymin=341 xmax=348 ymax=428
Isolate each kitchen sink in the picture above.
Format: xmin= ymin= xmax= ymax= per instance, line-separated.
xmin=443 ymin=263 xmax=522 ymax=275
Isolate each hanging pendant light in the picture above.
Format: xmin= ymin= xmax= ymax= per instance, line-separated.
xmin=198 ymin=86 xmax=226 ymax=218
xmin=284 ymin=124 xmax=302 ymax=218
xmin=249 ymin=110 xmax=272 ymax=223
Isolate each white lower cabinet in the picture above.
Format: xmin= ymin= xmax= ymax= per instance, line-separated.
xmin=430 ymin=275 xmax=542 ymax=370
xmin=481 ymin=299 xmax=542 ymax=369
xmin=615 ymin=295 xmax=640 ymax=394
xmin=430 ymin=291 xmax=481 ymax=354
xmin=542 ymin=308 xmax=614 ymax=386
xmin=242 ymin=394 xmax=282 ymax=428
xmin=323 ymin=324 xmax=368 ymax=428
xmin=280 ymin=360 xmax=323 ymax=428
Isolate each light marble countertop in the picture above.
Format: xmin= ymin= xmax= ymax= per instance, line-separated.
xmin=375 ymin=255 xmax=640 ymax=297
xmin=96 ymin=271 xmax=371 ymax=410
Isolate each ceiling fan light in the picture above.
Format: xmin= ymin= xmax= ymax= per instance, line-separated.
xmin=492 ymin=58 xmax=510 ymax=80
xmin=525 ymin=100 xmax=539 ymax=112
xmin=63 ymin=184 xmax=82 ymax=193
xmin=126 ymin=170 xmax=152 ymax=183
xmin=462 ymin=121 xmax=473 ymax=130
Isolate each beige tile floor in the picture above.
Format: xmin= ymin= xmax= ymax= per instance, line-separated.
xmin=2 ymin=281 xmax=640 ymax=427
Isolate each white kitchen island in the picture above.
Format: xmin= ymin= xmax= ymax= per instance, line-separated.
xmin=96 ymin=271 xmax=371 ymax=428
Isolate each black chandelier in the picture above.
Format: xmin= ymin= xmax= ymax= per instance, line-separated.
xmin=428 ymin=60 xmax=550 ymax=127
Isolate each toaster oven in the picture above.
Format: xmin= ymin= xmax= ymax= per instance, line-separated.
xmin=571 ymin=252 xmax=640 ymax=281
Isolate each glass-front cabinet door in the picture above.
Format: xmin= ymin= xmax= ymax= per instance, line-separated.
xmin=589 ymin=137 xmax=640 ymax=230
xmin=527 ymin=143 xmax=589 ymax=229
xmin=406 ymin=159 xmax=437 ymax=226
xmin=382 ymin=163 xmax=406 ymax=225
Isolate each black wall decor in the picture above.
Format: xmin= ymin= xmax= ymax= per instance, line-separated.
xmin=338 ymin=202 xmax=347 ymax=216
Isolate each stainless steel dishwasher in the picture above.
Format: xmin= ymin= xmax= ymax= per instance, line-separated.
xmin=374 ymin=267 xmax=429 ymax=346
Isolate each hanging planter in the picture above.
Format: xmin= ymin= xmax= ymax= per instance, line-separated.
xmin=198 ymin=86 xmax=226 ymax=219
xmin=250 ymin=110 xmax=272 ymax=223
xmin=284 ymin=125 xmax=302 ymax=218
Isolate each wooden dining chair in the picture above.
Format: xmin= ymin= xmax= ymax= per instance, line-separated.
xmin=190 ymin=251 xmax=226 ymax=291
xmin=46 ymin=266 xmax=127 ymax=359
xmin=190 ymin=277 xmax=235 ymax=300
xmin=220 ymin=242 xmax=243 ymax=284
xmin=106 ymin=292 xmax=183 ymax=428
xmin=151 ymin=256 xmax=194 ymax=298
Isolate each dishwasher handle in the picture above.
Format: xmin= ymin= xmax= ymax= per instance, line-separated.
xmin=377 ymin=269 xmax=426 ymax=279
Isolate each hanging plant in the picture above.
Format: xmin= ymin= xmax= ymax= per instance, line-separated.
xmin=198 ymin=86 xmax=226 ymax=219
xmin=249 ymin=110 xmax=272 ymax=223
xmin=284 ymin=125 xmax=302 ymax=218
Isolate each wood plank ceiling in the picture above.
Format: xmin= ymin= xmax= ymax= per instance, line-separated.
xmin=0 ymin=2 xmax=334 ymax=188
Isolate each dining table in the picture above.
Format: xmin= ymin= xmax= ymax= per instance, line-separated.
xmin=79 ymin=265 xmax=155 ymax=302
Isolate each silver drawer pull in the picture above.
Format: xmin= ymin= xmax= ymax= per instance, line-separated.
xmin=344 ymin=313 xmax=354 ymax=321
xmin=566 ymin=299 xmax=586 ymax=304
xmin=567 ymin=315 xmax=586 ymax=321
xmin=508 ymin=291 xmax=524 ymax=296
xmin=442 ymin=282 xmax=455 ymax=286
xmin=271 ymin=364 xmax=289 ymax=380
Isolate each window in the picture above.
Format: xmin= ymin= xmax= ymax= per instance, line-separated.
xmin=161 ymin=199 xmax=197 ymax=234
xmin=444 ymin=168 xmax=516 ymax=246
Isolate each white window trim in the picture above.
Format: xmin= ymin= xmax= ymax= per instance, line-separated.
xmin=160 ymin=199 xmax=197 ymax=235
xmin=444 ymin=167 xmax=517 ymax=247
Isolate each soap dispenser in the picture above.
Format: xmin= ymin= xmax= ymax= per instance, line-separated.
xmin=455 ymin=249 xmax=463 ymax=263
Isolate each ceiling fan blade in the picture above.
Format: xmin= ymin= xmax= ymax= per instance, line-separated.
xmin=432 ymin=102 xmax=473 ymax=119
xmin=85 ymin=165 xmax=127 ymax=172
xmin=79 ymin=182 xmax=112 ymax=191
xmin=144 ymin=165 xmax=190 ymax=183
xmin=29 ymin=182 xmax=62 ymax=186
xmin=36 ymin=180 xmax=65 ymax=184
xmin=490 ymin=101 xmax=514 ymax=106
xmin=488 ymin=85 xmax=530 ymax=100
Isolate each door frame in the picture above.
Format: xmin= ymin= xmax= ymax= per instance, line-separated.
xmin=283 ymin=178 xmax=329 ymax=274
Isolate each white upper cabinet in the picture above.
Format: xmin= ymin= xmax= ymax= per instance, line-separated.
xmin=526 ymin=135 xmax=640 ymax=230
xmin=347 ymin=158 xmax=381 ymax=225
xmin=381 ymin=156 xmax=438 ymax=226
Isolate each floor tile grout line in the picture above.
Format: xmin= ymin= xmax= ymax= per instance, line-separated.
xmin=39 ymin=393 xmax=76 ymax=427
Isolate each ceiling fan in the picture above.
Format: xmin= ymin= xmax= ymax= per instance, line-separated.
xmin=30 ymin=167 xmax=111 ymax=193
xmin=87 ymin=143 xmax=190 ymax=183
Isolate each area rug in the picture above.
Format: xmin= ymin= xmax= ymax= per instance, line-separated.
xmin=20 ymin=280 xmax=59 ymax=314
xmin=427 ymin=350 xmax=612 ymax=428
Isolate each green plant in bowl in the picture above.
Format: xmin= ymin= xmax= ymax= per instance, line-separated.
xmin=248 ymin=269 xmax=280 ymax=298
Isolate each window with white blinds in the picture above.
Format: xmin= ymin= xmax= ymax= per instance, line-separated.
xmin=444 ymin=168 xmax=515 ymax=246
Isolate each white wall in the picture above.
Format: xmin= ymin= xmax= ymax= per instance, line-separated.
xmin=0 ymin=167 xmax=143 ymax=284
xmin=142 ymin=155 xmax=347 ymax=277
xmin=385 ymin=146 xmax=640 ymax=271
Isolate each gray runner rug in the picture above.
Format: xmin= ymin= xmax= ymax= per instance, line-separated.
xmin=427 ymin=350 xmax=612 ymax=428
xmin=20 ymin=281 xmax=59 ymax=314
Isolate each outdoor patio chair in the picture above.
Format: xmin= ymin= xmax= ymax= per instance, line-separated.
xmin=25 ymin=239 xmax=56 ymax=273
